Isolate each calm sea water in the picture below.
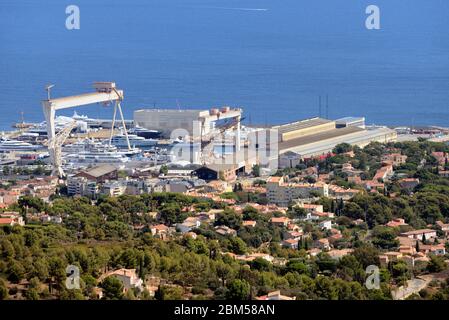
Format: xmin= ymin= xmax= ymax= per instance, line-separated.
xmin=0 ymin=0 xmax=448 ymax=130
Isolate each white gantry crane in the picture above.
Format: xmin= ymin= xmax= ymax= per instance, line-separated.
xmin=42 ymin=82 xmax=131 ymax=177
xmin=44 ymin=120 xmax=77 ymax=177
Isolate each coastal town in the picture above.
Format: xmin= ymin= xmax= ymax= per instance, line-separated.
xmin=1 ymin=82 xmax=449 ymax=300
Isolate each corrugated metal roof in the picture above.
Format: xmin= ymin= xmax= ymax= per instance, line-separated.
xmin=82 ymin=164 xmax=117 ymax=178
xmin=272 ymin=117 xmax=334 ymax=134
xmin=279 ymin=126 xmax=363 ymax=150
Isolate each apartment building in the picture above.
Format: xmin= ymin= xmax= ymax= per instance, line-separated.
xmin=266 ymin=176 xmax=328 ymax=206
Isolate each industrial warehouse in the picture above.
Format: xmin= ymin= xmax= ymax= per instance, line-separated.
xmin=274 ymin=117 xmax=397 ymax=168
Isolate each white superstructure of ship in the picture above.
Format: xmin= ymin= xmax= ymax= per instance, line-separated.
xmin=0 ymin=138 xmax=44 ymax=152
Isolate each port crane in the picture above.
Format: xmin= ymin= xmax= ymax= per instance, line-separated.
xmin=43 ymin=121 xmax=77 ymax=177
xmin=42 ymin=82 xmax=131 ymax=177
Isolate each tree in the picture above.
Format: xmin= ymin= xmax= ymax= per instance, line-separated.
xmin=2 ymin=165 xmax=10 ymax=175
xmin=250 ymin=258 xmax=271 ymax=272
xmin=352 ymin=245 xmax=380 ymax=269
xmin=215 ymin=210 xmax=242 ymax=229
xmin=226 ymin=279 xmax=250 ymax=300
xmin=8 ymin=261 xmax=25 ymax=284
xmin=391 ymin=261 xmax=411 ymax=285
xmin=228 ymin=237 xmax=247 ymax=255
xmin=216 ymin=262 xmax=233 ymax=287
xmin=155 ymin=285 xmax=183 ymax=300
xmin=427 ymin=255 xmax=447 ymax=273
xmin=251 ymin=165 xmax=260 ymax=177
xmin=333 ymin=143 xmax=352 ymax=155
xmin=18 ymin=195 xmax=46 ymax=212
xmin=287 ymin=260 xmax=309 ymax=275
xmin=159 ymin=203 xmax=182 ymax=225
xmin=101 ymin=276 xmax=124 ymax=300
xmin=159 ymin=165 xmax=168 ymax=175
xmin=0 ymin=279 xmax=8 ymax=300
xmin=371 ymin=226 xmax=399 ymax=250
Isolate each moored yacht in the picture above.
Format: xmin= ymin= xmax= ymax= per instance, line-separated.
xmin=0 ymin=138 xmax=44 ymax=152
xmin=110 ymin=133 xmax=157 ymax=150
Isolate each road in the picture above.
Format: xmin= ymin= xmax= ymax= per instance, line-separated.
xmin=391 ymin=276 xmax=432 ymax=300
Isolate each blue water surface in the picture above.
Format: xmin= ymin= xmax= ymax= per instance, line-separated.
xmin=0 ymin=0 xmax=448 ymax=129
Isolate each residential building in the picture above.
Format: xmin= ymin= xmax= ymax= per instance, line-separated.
xmin=283 ymin=230 xmax=302 ymax=241
xmin=400 ymin=229 xmax=437 ymax=240
xmin=314 ymin=238 xmax=330 ymax=250
xmin=431 ymin=151 xmax=448 ymax=165
xmin=419 ymin=243 xmax=446 ymax=256
xmin=0 ymin=212 xmax=25 ymax=227
xmin=101 ymin=181 xmax=126 ymax=197
xmin=327 ymin=249 xmax=353 ymax=260
xmin=242 ymin=220 xmax=257 ymax=228
xmin=256 ymin=291 xmax=296 ymax=301
xmin=267 ymin=176 xmax=328 ymax=206
xmin=215 ymin=225 xmax=237 ymax=237
xmin=381 ymin=153 xmax=407 ymax=166
xmin=194 ymin=164 xmax=237 ymax=182
xmin=436 ymin=220 xmax=449 ymax=235
xmin=319 ymin=220 xmax=332 ymax=230
xmin=328 ymin=185 xmax=360 ymax=200
xmin=100 ymin=269 xmax=143 ymax=293
xmin=177 ymin=217 xmax=201 ymax=233
xmin=372 ymin=164 xmax=394 ymax=182
xmin=270 ymin=216 xmax=290 ymax=227
xmin=281 ymin=238 xmax=299 ymax=249
xmin=399 ymin=178 xmax=419 ymax=191
xmin=386 ymin=218 xmax=408 ymax=228
xmin=149 ymin=224 xmax=170 ymax=239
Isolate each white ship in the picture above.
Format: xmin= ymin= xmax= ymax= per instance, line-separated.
xmin=128 ymin=126 xmax=161 ymax=139
xmin=110 ymin=134 xmax=157 ymax=149
xmin=0 ymin=138 xmax=44 ymax=152
xmin=65 ymin=151 xmax=129 ymax=164
xmin=63 ymin=139 xmax=140 ymax=165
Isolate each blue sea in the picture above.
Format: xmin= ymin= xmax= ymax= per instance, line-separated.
xmin=0 ymin=0 xmax=448 ymax=130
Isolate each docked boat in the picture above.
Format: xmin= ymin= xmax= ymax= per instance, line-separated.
xmin=128 ymin=126 xmax=162 ymax=139
xmin=63 ymin=138 xmax=141 ymax=165
xmin=0 ymin=138 xmax=44 ymax=152
xmin=110 ymin=134 xmax=157 ymax=150
xmin=65 ymin=151 xmax=129 ymax=164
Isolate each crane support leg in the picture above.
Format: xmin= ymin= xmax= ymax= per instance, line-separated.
xmin=109 ymin=100 xmax=118 ymax=145
xmin=117 ymin=101 xmax=131 ymax=150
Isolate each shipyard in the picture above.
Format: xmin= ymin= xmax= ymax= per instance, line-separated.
xmin=1 ymin=81 xmax=449 ymax=302
xmin=1 ymin=82 xmax=447 ymax=188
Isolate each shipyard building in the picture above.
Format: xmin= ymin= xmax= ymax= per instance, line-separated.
xmin=273 ymin=117 xmax=396 ymax=168
xmin=134 ymin=109 xmax=209 ymax=137
xmin=134 ymin=107 xmax=242 ymax=138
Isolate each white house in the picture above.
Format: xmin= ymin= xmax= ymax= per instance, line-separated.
xmin=176 ymin=217 xmax=201 ymax=234
xmin=101 ymin=269 xmax=143 ymax=293
xmin=400 ymin=229 xmax=437 ymax=240
xmin=319 ymin=220 xmax=332 ymax=230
